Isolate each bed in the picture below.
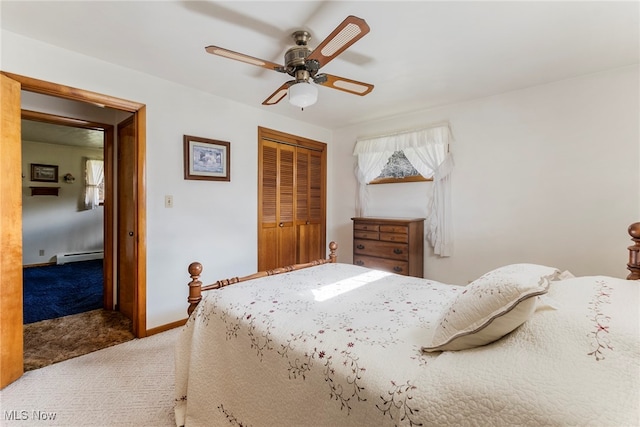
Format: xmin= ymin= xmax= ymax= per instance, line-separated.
xmin=175 ymin=224 xmax=640 ymax=426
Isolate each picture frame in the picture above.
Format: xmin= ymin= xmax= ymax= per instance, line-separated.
xmin=183 ymin=135 xmax=230 ymax=182
xmin=30 ymin=163 xmax=59 ymax=182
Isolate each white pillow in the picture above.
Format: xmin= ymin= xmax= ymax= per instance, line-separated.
xmin=422 ymin=263 xmax=560 ymax=352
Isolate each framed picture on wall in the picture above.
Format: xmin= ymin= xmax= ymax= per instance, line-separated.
xmin=30 ymin=163 xmax=59 ymax=182
xmin=183 ymin=135 xmax=231 ymax=181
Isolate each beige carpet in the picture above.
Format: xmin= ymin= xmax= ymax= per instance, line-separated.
xmin=1 ymin=327 xmax=179 ymax=426
xmin=24 ymin=309 xmax=134 ymax=371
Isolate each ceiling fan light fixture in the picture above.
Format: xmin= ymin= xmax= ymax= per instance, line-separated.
xmin=288 ymin=81 xmax=318 ymax=108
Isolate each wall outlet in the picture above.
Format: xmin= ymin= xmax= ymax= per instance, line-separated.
xmin=165 ymin=195 xmax=173 ymax=208
xmin=39 ymin=249 xmax=45 ymax=256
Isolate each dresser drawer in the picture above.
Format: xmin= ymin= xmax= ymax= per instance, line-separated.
xmin=354 ymin=230 xmax=379 ymax=240
xmin=379 ymin=225 xmax=408 ymax=234
xmin=354 ymin=239 xmax=409 ymax=261
xmin=354 ymin=223 xmax=380 ymax=232
xmin=353 ymin=255 xmax=409 ymax=276
xmin=379 ymin=232 xmax=408 ymax=243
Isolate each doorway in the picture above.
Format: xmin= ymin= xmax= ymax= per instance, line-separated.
xmin=21 ymin=112 xmax=111 ymax=325
xmin=0 ymin=72 xmax=147 ymax=388
xmin=20 ymin=109 xmax=140 ymax=372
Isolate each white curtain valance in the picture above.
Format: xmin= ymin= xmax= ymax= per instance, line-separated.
xmin=353 ymin=125 xmax=451 ymax=158
xmin=353 ymin=124 xmax=454 ymax=257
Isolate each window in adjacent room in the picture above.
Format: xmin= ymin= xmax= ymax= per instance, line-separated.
xmin=85 ymin=158 xmax=104 ymax=209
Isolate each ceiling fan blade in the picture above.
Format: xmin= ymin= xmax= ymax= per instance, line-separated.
xmin=205 ymin=45 xmax=285 ymax=72
xmin=306 ymin=15 xmax=370 ymax=69
xmin=316 ymin=74 xmax=374 ymax=96
xmin=262 ymin=81 xmax=293 ymax=106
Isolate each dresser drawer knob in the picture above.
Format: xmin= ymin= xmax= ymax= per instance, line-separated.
xmin=393 ymin=266 xmax=403 ymax=272
xmin=393 ymin=248 xmax=403 ymax=254
xmin=356 ymin=260 xmax=364 ymax=266
xmin=357 ymin=244 xmax=365 ymax=250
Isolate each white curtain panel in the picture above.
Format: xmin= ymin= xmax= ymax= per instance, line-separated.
xmin=353 ymin=124 xmax=454 ymax=256
xmin=84 ymin=159 xmax=104 ymax=210
xmin=353 ymin=151 xmax=394 ymax=216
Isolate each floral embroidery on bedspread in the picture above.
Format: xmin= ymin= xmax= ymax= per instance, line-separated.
xmin=377 ymin=380 xmax=423 ymax=427
xmin=278 ymin=331 xmax=320 ymax=379
xmin=185 ymin=300 xmax=213 ymax=327
xmin=218 ymin=404 xmax=252 ymax=427
xmin=587 ymin=280 xmax=613 ymax=361
xmin=313 ymin=311 xmax=402 ymax=348
xmin=186 ymin=265 xmax=458 ymax=425
xmin=278 ymin=330 xmax=368 ymax=413
xmin=247 ymin=315 xmax=274 ymax=361
xmin=326 ymin=350 xmax=367 ymax=413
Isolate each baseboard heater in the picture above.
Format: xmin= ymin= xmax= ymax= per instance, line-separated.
xmin=56 ymin=250 xmax=104 ymax=265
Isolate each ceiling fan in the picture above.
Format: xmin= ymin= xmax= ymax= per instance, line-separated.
xmin=205 ymin=15 xmax=374 ymax=109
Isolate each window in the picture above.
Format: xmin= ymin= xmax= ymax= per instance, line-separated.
xmin=370 ymin=150 xmax=432 ymax=184
xmin=353 ymin=124 xmax=454 ymax=256
xmin=85 ymin=158 xmax=104 ymax=209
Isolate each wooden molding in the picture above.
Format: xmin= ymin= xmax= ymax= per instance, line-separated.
xmin=2 ymin=72 xmax=144 ymax=112
xmin=29 ymin=186 xmax=60 ymax=196
xmin=369 ymin=175 xmax=432 ymax=185
xmin=22 ymin=109 xmax=114 ymax=132
xmin=146 ymin=319 xmax=186 ymax=336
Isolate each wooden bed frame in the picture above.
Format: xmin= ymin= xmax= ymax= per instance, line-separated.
xmin=186 ymin=222 xmax=640 ymax=315
xmin=628 ymin=222 xmax=640 ymax=280
xmin=186 ymin=242 xmax=338 ymax=315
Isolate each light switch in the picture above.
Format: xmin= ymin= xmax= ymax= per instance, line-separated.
xmin=165 ymin=195 xmax=173 ymax=208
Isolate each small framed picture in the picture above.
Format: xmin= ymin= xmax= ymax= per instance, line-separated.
xmin=183 ymin=135 xmax=230 ymax=181
xmin=30 ymin=163 xmax=59 ymax=182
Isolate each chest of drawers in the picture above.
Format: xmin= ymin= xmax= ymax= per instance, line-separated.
xmin=351 ymin=217 xmax=425 ymax=278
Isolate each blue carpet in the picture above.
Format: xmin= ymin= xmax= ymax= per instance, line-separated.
xmin=23 ymin=260 xmax=103 ymax=324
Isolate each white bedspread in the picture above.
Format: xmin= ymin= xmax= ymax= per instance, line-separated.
xmin=175 ymin=263 xmax=639 ymax=426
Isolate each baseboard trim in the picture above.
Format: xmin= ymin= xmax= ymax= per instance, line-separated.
xmin=23 ymin=262 xmax=56 ymax=268
xmin=146 ymin=318 xmax=187 ymax=336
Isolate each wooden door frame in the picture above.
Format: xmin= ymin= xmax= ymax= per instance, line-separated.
xmin=1 ymin=72 xmax=147 ymax=338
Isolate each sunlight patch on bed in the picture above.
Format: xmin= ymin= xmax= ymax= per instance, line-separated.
xmin=312 ymin=270 xmax=392 ymax=302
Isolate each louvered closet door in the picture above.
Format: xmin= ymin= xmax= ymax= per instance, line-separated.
xmin=296 ymin=147 xmax=325 ymax=263
xmin=258 ymin=127 xmax=327 ymax=272
xmin=258 ymin=140 xmax=296 ymax=271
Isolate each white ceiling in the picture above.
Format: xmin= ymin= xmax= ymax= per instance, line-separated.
xmin=2 ymin=1 xmax=639 ymax=130
xmin=21 ymin=119 xmax=105 ymax=149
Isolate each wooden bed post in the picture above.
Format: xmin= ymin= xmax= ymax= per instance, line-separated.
xmin=628 ymin=223 xmax=640 ymax=280
xmin=187 ymin=262 xmax=203 ymax=316
xmin=329 ymin=241 xmax=338 ymax=263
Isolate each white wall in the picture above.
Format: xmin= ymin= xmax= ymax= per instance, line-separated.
xmin=22 ymin=141 xmax=104 ymax=265
xmin=3 ymin=30 xmax=331 ymax=328
xmin=330 ymin=65 xmax=639 ymax=284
